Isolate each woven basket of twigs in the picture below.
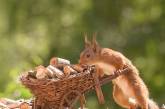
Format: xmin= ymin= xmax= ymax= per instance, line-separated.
xmin=20 ymin=65 xmax=98 ymax=109
xmin=20 ymin=57 xmax=130 ymax=109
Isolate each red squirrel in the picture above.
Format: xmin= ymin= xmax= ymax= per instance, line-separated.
xmin=79 ymin=35 xmax=159 ymax=109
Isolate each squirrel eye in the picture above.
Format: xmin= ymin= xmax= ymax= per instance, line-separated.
xmin=86 ymin=54 xmax=90 ymax=58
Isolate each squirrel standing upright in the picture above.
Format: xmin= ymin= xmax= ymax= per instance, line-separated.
xmin=79 ymin=35 xmax=159 ymax=109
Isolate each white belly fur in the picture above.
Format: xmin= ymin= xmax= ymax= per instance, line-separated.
xmin=114 ymin=76 xmax=135 ymax=99
xmin=96 ymin=62 xmax=136 ymax=103
xmin=96 ymin=62 xmax=116 ymax=75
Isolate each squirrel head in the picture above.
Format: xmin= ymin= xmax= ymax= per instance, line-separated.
xmin=79 ymin=33 xmax=102 ymax=64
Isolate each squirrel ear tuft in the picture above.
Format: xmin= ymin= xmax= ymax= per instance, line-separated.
xmin=92 ymin=33 xmax=101 ymax=53
xmin=84 ymin=33 xmax=91 ymax=48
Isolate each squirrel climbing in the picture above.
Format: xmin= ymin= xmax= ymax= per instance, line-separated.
xmin=79 ymin=34 xmax=159 ymax=109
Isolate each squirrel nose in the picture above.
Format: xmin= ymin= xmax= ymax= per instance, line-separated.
xmin=79 ymin=59 xmax=84 ymax=65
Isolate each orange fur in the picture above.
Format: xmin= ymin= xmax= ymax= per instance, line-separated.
xmin=79 ymin=35 xmax=159 ymax=109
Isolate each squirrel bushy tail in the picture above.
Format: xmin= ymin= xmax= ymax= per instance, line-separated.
xmin=148 ymin=99 xmax=159 ymax=109
xmin=135 ymin=99 xmax=159 ymax=109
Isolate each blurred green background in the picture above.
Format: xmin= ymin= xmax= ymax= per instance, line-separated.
xmin=0 ymin=0 xmax=164 ymax=108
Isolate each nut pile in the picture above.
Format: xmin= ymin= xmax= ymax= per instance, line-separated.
xmin=27 ymin=57 xmax=84 ymax=79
